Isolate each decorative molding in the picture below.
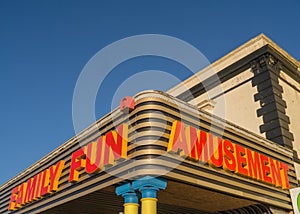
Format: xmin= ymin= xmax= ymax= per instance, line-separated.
xmin=251 ymin=53 xmax=294 ymax=149
xmin=197 ymin=99 xmax=216 ymax=112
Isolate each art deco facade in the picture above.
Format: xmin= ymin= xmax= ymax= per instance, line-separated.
xmin=0 ymin=34 xmax=299 ymax=214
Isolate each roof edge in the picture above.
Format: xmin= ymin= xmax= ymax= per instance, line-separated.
xmin=168 ymin=33 xmax=300 ymax=96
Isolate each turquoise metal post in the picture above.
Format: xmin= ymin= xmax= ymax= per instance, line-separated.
xmin=132 ymin=176 xmax=167 ymax=214
xmin=116 ymin=183 xmax=139 ymax=214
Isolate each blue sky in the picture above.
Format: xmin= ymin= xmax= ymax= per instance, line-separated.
xmin=1 ymin=0 xmax=300 ymax=185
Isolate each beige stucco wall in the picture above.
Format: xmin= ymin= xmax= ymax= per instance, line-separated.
xmin=279 ymin=71 xmax=300 ymax=179
xmin=189 ymin=69 xmax=265 ymax=137
xmin=214 ymin=79 xmax=264 ymax=137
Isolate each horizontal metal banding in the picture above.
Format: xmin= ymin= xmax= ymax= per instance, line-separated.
xmin=0 ymin=91 xmax=295 ymax=213
xmin=1 ymin=158 xmax=293 ymax=213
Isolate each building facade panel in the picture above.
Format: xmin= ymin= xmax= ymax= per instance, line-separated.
xmin=1 ymin=34 xmax=300 ymax=214
xmin=0 ymin=91 xmax=296 ymax=213
xmin=279 ymin=70 xmax=300 ymax=182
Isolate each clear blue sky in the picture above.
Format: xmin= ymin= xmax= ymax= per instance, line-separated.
xmin=1 ymin=1 xmax=300 ymax=185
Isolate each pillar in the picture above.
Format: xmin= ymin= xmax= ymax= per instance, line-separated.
xmin=116 ymin=183 xmax=139 ymax=214
xmin=132 ymin=176 xmax=167 ymax=214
